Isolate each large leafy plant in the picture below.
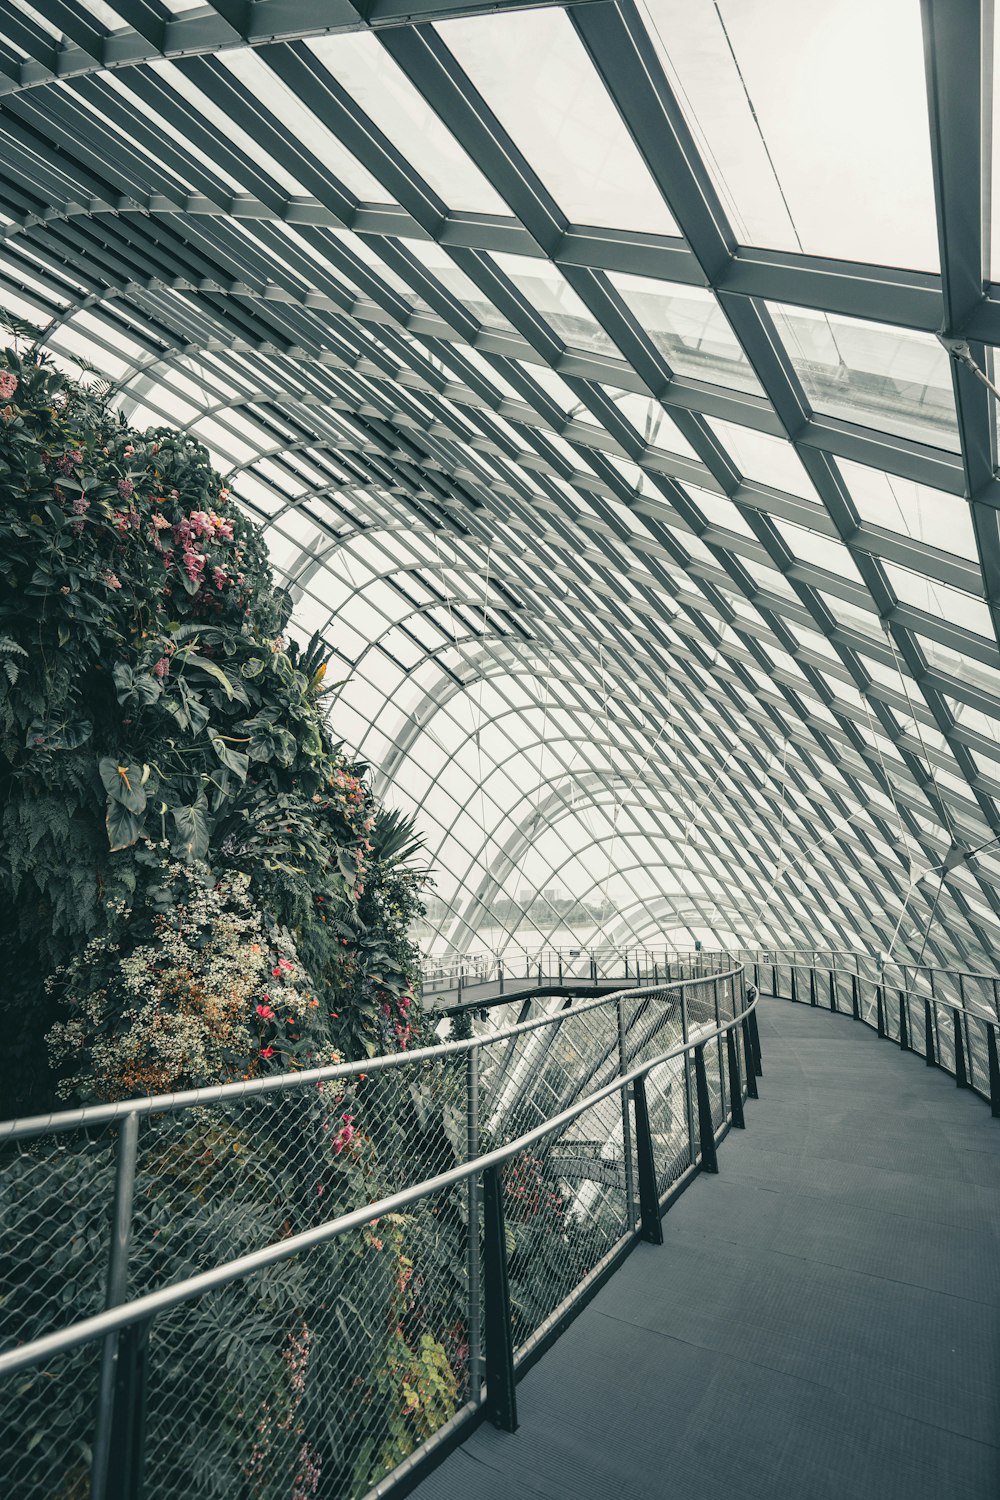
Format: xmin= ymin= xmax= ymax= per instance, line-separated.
xmin=0 ymin=333 xmax=428 ymax=1111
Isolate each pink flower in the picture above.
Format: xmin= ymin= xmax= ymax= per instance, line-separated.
xmin=72 ymin=495 xmax=89 ymax=516
xmin=212 ymin=566 xmax=228 ymax=590
xmin=256 ymin=1003 xmax=275 ymax=1020
xmin=123 ymin=444 xmax=135 ymax=458
xmin=151 ymin=512 xmax=170 ymax=531
xmin=0 ymin=371 xmax=18 ymax=400
xmin=117 ymin=479 xmax=134 ymax=500
xmin=332 ymin=1114 xmax=355 ymax=1155
xmin=103 ymin=571 xmax=122 ymax=590
xmin=152 ymin=656 xmax=170 ymax=678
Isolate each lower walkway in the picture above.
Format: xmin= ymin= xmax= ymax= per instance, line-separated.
xmin=413 ymin=998 xmax=1000 ymax=1500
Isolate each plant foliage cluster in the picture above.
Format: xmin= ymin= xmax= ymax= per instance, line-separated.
xmin=0 ymin=337 xmax=425 ymax=1110
xmin=0 ymin=338 xmax=481 ymax=1496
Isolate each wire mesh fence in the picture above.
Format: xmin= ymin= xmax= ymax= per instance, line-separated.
xmin=1 ymin=959 xmax=749 ymax=1500
xmin=743 ymin=948 xmax=1000 ymax=1112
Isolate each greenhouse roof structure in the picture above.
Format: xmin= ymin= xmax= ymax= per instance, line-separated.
xmin=2 ymin=0 xmax=999 ymax=968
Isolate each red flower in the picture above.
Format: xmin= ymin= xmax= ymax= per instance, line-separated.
xmin=260 ymin=1047 xmax=274 ymax=1059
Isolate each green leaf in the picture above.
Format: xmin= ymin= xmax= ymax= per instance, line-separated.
xmin=162 ymin=678 xmax=210 ymax=735
xmin=113 ymin=662 xmax=161 ymax=707
xmin=25 ymin=718 xmax=92 ymax=752
xmin=209 ymin=736 xmax=249 ymax=782
xmin=171 ymin=797 xmax=211 ymax=863
xmin=241 ymin=656 xmax=266 ymax=679
xmin=106 ymin=797 xmax=141 ymax=852
xmin=184 ymin=653 xmax=235 ymax=698
xmin=98 ymin=757 xmax=146 ymax=814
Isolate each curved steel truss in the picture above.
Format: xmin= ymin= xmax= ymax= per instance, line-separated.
xmin=3 ymin=0 xmax=1000 ymax=966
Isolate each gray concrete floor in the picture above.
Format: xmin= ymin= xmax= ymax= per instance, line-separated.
xmin=411 ymin=998 xmax=1000 ymax=1500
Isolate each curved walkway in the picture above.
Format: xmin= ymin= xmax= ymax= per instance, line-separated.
xmin=412 ymin=997 xmax=1000 ymax=1500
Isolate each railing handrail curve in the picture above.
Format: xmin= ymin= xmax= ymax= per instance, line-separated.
xmin=0 ymin=972 xmax=754 ymax=1379
xmin=0 ymin=958 xmax=740 ymax=1144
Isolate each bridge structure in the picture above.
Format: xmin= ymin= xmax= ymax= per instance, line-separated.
xmin=2 ymin=949 xmax=999 ymax=1499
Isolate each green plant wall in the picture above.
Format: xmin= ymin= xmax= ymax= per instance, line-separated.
xmin=0 ymin=332 xmax=427 ymax=1110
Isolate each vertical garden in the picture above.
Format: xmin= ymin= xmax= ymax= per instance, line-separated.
xmin=0 ymin=337 xmax=478 ymax=1497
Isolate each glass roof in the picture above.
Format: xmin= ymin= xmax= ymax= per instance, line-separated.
xmin=2 ymin=0 xmax=999 ymax=969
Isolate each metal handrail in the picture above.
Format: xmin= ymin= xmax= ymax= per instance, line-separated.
xmin=750 ymin=951 xmax=1000 ymax=1115
xmin=746 ymin=944 xmax=1000 ymax=989
xmin=0 ymin=954 xmax=738 ymax=1143
xmin=0 ymin=971 xmax=754 ymax=1380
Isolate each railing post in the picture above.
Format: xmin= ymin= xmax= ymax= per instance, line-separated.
xmin=924 ymin=1000 xmax=936 ymax=1066
xmin=499 ymin=961 xmax=505 ymax=996
xmin=790 ymin=966 xmax=799 ymax=1005
xmin=876 ymin=984 xmax=887 ymax=1038
xmin=954 ymin=1010 xmax=968 ymax=1089
xmin=747 ymin=1006 xmax=763 ymax=1078
xmin=558 ymin=954 xmax=563 ymax=984
xmin=726 ymin=1027 xmax=745 ymax=1129
xmin=617 ymin=997 xmax=637 ymax=1231
xmin=92 ymin=1110 xmax=140 ymax=1500
xmin=899 ymin=992 xmax=909 ymax=1051
xmin=712 ymin=976 xmax=724 ymax=1114
xmin=987 ymin=1024 xmax=1000 ymax=1118
xmin=680 ymin=985 xmax=697 ymax=1163
xmin=482 ymin=1165 xmax=518 ymax=1432
xmin=694 ymin=1045 xmax=718 ymax=1174
xmin=829 ymin=969 xmax=837 ymax=1012
xmin=851 ymin=973 xmax=861 ymax=1020
xmin=809 ymin=967 xmax=817 ymax=1007
xmin=742 ymin=1013 xmax=759 ymax=1099
xmin=105 ymin=1317 xmax=150 ymax=1500
xmin=467 ymin=1048 xmax=482 ymax=1398
xmin=631 ymin=1073 xmax=663 ymax=1244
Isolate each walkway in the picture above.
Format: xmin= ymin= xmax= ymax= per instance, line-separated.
xmin=422 ymin=974 xmax=639 ymax=1012
xmin=412 ymin=998 xmax=1000 ymax=1500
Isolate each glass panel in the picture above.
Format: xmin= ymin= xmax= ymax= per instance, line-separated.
xmin=766 ymin=303 xmax=959 ymax=451
xmin=836 ymin=457 xmax=978 ymax=561
xmin=883 ymin=565 xmax=993 ymax=638
xmin=219 ymin=50 xmax=395 ymax=203
xmin=308 ymin=33 xmax=511 ymax=214
xmin=772 ymin=520 xmax=865 ymax=581
xmin=708 ymin=417 xmax=820 ymax=499
xmin=609 ymin=272 xmax=763 ymax=395
xmin=603 ymin=388 xmax=699 ymax=458
xmin=438 ymin=8 xmax=678 ymax=234
xmin=637 ymin=0 xmax=939 ymax=271
xmin=399 ymin=239 xmax=514 ymax=330
xmin=492 ymin=254 xmax=620 ymax=357
xmin=683 ymin=486 xmax=757 ymax=537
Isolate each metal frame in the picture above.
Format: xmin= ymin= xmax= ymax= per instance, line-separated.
xmin=2 ymin=0 xmax=1000 ymax=966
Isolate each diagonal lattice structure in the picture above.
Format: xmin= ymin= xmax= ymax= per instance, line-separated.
xmin=2 ymin=0 xmax=1000 ymax=967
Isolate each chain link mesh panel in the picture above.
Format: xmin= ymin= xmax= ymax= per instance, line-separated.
xmin=127 ymin=1058 xmax=470 ymax=1297
xmin=505 ymin=1087 xmax=631 ymax=1356
xmin=0 ymin=1126 xmax=116 ymax=1495
xmin=2 ymin=965 xmax=755 ymax=1500
xmin=138 ymin=1180 xmax=470 ymax=1500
